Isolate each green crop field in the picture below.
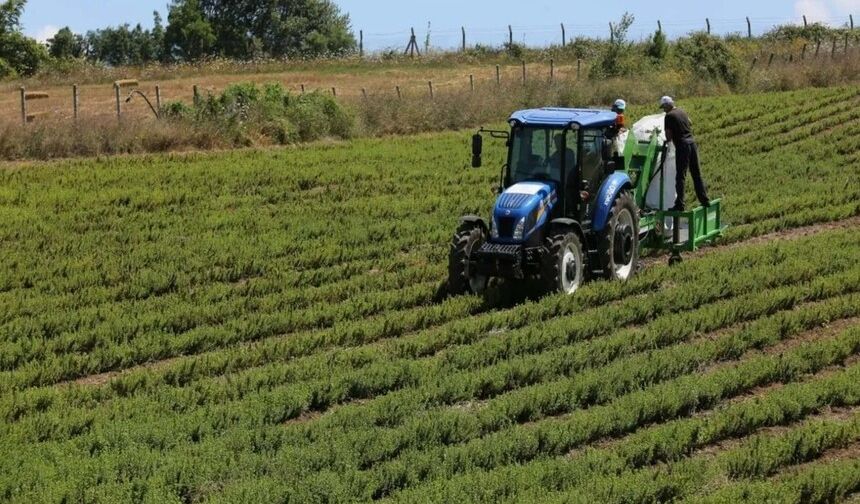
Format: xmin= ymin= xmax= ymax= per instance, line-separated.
xmin=1 ymin=85 xmax=860 ymax=503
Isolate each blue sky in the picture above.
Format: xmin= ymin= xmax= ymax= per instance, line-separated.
xmin=22 ymin=0 xmax=859 ymax=50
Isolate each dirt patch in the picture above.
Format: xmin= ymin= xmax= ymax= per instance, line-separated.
xmin=69 ymin=355 xmax=184 ymax=387
xmin=764 ymin=317 xmax=860 ymax=356
xmin=283 ymin=410 xmax=323 ymax=426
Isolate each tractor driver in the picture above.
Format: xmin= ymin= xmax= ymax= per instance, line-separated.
xmin=547 ymin=132 xmax=576 ymax=183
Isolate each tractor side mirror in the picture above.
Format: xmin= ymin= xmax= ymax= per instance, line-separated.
xmin=602 ymin=138 xmax=614 ymax=160
xmin=471 ymin=134 xmax=483 ymax=168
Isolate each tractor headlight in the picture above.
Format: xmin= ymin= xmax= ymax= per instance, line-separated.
xmin=490 ymin=218 xmax=499 ymax=238
xmin=512 ymin=216 xmax=526 ymax=241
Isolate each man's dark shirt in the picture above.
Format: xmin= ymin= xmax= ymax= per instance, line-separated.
xmin=665 ymin=108 xmax=694 ymax=146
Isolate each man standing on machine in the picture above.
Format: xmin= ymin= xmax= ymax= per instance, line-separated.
xmin=660 ymin=96 xmax=710 ymax=211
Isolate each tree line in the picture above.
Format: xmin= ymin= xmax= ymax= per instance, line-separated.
xmin=0 ymin=0 xmax=355 ymax=77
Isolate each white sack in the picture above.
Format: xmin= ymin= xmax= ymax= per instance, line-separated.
xmin=632 ymin=113 xmax=683 ymax=236
xmin=631 ymin=113 xmax=677 ymax=211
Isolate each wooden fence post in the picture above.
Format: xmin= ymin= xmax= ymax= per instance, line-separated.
xmin=508 ymin=25 xmax=513 ymax=46
xmin=657 ymin=20 xmax=662 ymax=33
xmin=359 ymin=30 xmax=364 ymax=58
xmin=609 ymin=22 xmax=614 ymax=44
xmin=845 ymin=33 xmax=850 ymax=53
xmin=831 ymin=37 xmax=837 ymax=57
xmin=803 ymin=15 xmax=808 ymax=28
xmin=746 ymin=17 xmax=752 ymax=38
xmin=815 ymin=40 xmax=821 ymax=57
xmin=469 ymin=74 xmax=474 ymax=92
xmin=850 ymin=14 xmax=854 ymax=30
xmin=427 ymin=81 xmax=433 ymax=99
xmin=462 ymin=26 xmax=466 ymax=52
xmin=706 ymin=18 xmax=711 ymax=34
xmin=396 ymin=85 xmax=401 ymax=99
xmin=750 ymin=56 xmax=758 ymax=69
xmin=72 ymin=84 xmax=79 ymax=120
xmin=192 ymin=84 xmax=199 ymax=106
xmin=496 ymin=64 xmax=501 ymax=86
xmin=802 ymin=44 xmax=807 ymax=59
xmin=550 ymin=59 xmax=554 ymax=82
xmin=361 ymin=88 xmax=367 ymax=99
xmin=300 ymin=84 xmax=305 ymax=94
xmin=561 ymin=23 xmax=566 ymax=46
xmin=19 ymin=87 xmax=26 ymax=125
xmin=767 ymin=53 xmax=775 ymax=67
xmin=521 ymin=60 xmax=526 ymax=84
xmin=577 ymin=59 xmax=581 ymax=79
xmin=331 ymin=87 xmax=337 ymax=97
xmin=155 ymin=85 xmax=161 ymax=112
xmin=115 ymin=83 xmax=122 ymax=119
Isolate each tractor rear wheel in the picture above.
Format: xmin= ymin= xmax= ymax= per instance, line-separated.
xmin=598 ymin=190 xmax=639 ymax=281
xmin=543 ymin=232 xmax=584 ymax=295
xmin=448 ymin=223 xmax=488 ymax=295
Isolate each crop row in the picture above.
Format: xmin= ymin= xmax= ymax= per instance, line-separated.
xmin=2 ymin=226 xmax=855 ymax=419
xmin=386 ymin=360 xmax=860 ymax=503
xmin=535 ymin=393 xmax=860 ymax=504
xmin=2 ymin=277 xmax=857 ymax=502
xmin=2 ymin=211 xmax=856 ymax=396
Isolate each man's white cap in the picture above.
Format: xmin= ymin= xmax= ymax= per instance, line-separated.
xmin=613 ymin=99 xmax=626 ymax=111
xmin=660 ymin=95 xmax=674 ymax=107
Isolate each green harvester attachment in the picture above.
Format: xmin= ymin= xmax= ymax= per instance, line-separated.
xmin=622 ymin=130 xmax=726 ymax=264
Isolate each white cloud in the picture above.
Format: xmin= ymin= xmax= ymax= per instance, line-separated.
xmin=32 ymin=25 xmax=59 ymax=44
xmin=795 ymin=0 xmax=832 ymax=22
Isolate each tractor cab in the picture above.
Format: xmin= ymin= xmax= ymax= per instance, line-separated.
xmin=453 ymin=108 xmax=633 ymax=295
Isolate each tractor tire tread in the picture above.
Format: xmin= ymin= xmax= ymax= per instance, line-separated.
xmin=448 ymin=224 xmax=485 ymax=295
xmin=598 ymin=190 xmax=640 ymax=281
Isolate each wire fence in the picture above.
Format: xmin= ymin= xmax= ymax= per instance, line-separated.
xmin=355 ymin=14 xmax=857 ymax=53
xmin=7 ymin=14 xmax=859 ymax=125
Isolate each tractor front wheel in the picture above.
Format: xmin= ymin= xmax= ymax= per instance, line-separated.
xmin=598 ymin=190 xmax=639 ymax=281
xmin=448 ymin=223 xmax=488 ymax=295
xmin=543 ymin=232 xmax=584 ymax=295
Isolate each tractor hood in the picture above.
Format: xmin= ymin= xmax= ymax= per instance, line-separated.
xmin=491 ymin=181 xmax=557 ymax=244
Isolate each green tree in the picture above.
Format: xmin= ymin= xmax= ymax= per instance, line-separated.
xmin=165 ymin=0 xmax=355 ymax=60
xmin=84 ymin=15 xmax=166 ymax=65
xmin=0 ymin=0 xmax=46 ymax=76
xmin=164 ymin=0 xmax=215 ymax=61
xmin=0 ymin=0 xmax=25 ymax=36
xmin=646 ymin=29 xmax=667 ymax=63
xmin=48 ymin=26 xmax=84 ymax=59
xmin=592 ymin=12 xmax=635 ymax=78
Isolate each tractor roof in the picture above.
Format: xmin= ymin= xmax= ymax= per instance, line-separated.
xmin=508 ymin=108 xmax=618 ymax=128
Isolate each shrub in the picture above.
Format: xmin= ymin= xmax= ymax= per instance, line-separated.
xmin=0 ymin=56 xmax=15 ymax=78
xmin=187 ymin=82 xmax=353 ymax=143
xmin=674 ymin=32 xmax=745 ymax=89
xmin=646 ymin=30 xmax=668 ymax=63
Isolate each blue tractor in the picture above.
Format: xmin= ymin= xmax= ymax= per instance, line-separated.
xmin=449 ymin=107 xmax=725 ymax=295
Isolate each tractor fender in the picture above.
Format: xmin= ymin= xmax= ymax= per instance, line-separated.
xmin=458 ymin=215 xmax=489 ymax=234
xmin=548 ymin=218 xmax=585 ymax=242
xmin=592 ymin=173 xmax=633 ymax=232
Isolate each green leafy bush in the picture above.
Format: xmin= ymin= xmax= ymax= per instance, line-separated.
xmin=674 ymin=32 xmax=744 ymax=88
xmin=186 ymin=82 xmax=353 ymax=143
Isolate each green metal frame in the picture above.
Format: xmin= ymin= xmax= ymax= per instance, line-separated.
xmin=620 ymin=129 xmax=726 ymax=256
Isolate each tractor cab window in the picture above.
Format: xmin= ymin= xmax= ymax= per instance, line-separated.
xmin=509 ymin=127 xmax=575 ymax=185
xmin=580 ymin=129 xmax=605 ymax=193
